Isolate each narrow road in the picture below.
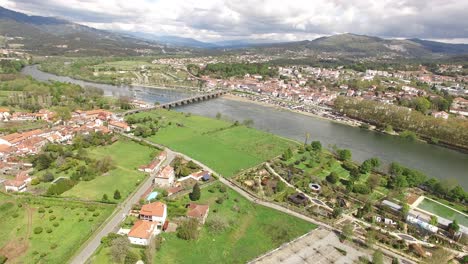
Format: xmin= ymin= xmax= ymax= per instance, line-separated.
xmin=74 ymin=133 xmax=419 ymax=264
xmin=69 ymin=147 xmax=175 ymax=264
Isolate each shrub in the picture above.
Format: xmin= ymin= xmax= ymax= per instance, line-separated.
xmin=0 ymin=255 xmax=7 ymax=264
xmin=53 ymin=222 xmax=59 ymax=227
xmin=17 ymin=203 xmax=23 ymax=208
xmin=218 ymin=186 xmax=227 ymax=193
xmin=352 ymin=184 xmax=371 ymax=195
xmin=12 ymin=213 xmax=19 ymax=218
xmin=87 ymin=207 xmax=96 ymax=212
xmin=38 ymin=208 xmax=45 ymax=213
xmin=50 ymin=243 xmax=58 ymax=250
xmin=93 ymin=212 xmax=100 ymax=217
xmin=48 ymin=209 xmax=53 ymax=213
xmin=46 ymin=228 xmax=52 ymax=233
xmin=177 ymin=219 xmax=199 ymax=240
xmin=49 ymin=215 xmax=56 ymax=221
xmin=216 ymin=197 xmax=224 ymax=204
xmin=206 ymin=215 xmax=229 ymax=234
xmin=34 ymin=227 xmax=43 ymax=234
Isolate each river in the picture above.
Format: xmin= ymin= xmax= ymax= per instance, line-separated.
xmin=22 ymin=65 xmax=468 ymax=189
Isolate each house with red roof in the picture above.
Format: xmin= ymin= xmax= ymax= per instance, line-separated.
xmin=3 ymin=170 xmax=31 ymax=192
xmin=139 ymin=201 xmax=167 ymax=224
xmin=128 ymin=220 xmax=158 ymax=246
xmin=153 ymin=165 xmax=175 ymax=187
xmin=128 ymin=201 xmax=168 ymax=245
xmin=138 ymin=151 xmax=167 ymax=174
xmin=108 ymin=121 xmax=131 ymax=133
xmin=186 ymin=203 xmax=210 ymax=224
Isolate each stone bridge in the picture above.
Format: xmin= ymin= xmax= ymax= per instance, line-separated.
xmin=122 ymin=90 xmax=227 ymax=116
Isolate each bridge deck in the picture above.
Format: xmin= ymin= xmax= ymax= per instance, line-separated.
xmin=121 ymin=91 xmax=227 ymax=116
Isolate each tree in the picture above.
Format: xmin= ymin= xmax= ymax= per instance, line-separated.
xmin=189 ymin=183 xmax=201 ymax=201
xmin=337 ymin=149 xmax=352 ymax=161
xmin=413 ymin=97 xmax=431 ymax=113
xmin=124 ymin=250 xmax=139 ymax=264
xmin=102 ymin=194 xmax=109 ymax=202
xmin=55 ymin=106 xmax=71 ymax=121
xmin=349 ymin=168 xmax=361 ymax=183
xmin=311 ymin=141 xmax=322 ymax=151
xmin=42 ymin=172 xmax=55 ymax=182
xmin=332 ymin=207 xmax=343 ymax=219
xmin=392 ymin=258 xmax=400 ymax=264
xmin=341 ymin=223 xmax=354 ymax=241
xmin=326 ymin=172 xmax=339 ymax=184
xmin=110 ymin=236 xmax=129 ymax=263
xmin=282 ymin=148 xmax=293 ymax=160
xmin=372 ymin=250 xmax=384 ymax=264
xmin=114 ymin=190 xmax=121 ymax=200
xmin=366 ymin=174 xmax=381 ymax=191
xmin=429 ymin=215 xmax=438 ymax=226
xmin=401 ymin=203 xmax=410 ymax=219
xmin=366 ymin=229 xmax=376 ymax=249
xmin=215 ymin=112 xmax=222 ymax=119
xmin=448 ymin=220 xmax=460 ymax=237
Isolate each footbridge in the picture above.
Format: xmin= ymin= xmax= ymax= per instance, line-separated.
xmin=122 ymin=90 xmax=227 ymax=116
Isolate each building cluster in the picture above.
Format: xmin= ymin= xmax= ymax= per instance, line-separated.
xmin=122 ymin=153 xmax=212 ymax=246
xmin=0 ymin=108 xmax=131 ymax=192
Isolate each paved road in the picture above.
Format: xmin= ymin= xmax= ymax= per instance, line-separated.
xmin=72 ymin=133 xmax=419 ymax=264
xmin=69 ymin=147 xmax=175 ymax=264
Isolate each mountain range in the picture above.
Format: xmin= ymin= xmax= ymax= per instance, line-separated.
xmin=1 ymin=6 xmax=468 ymax=59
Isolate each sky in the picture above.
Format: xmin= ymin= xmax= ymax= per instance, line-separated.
xmin=1 ymin=0 xmax=468 ymax=43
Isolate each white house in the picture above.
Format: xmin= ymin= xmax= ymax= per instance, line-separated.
xmin=153 ymin=165 xmax=175 ymax=186
xmin=128 ymin=220 xmax=159 ymax=246
xmin=139 ymin=201 xmax=167 ymax=224
xmin=138 ymin=151 xmax=167 ymax=174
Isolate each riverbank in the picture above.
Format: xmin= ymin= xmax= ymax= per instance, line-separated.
xmin=222 ymin=93 xmax=362 ymax=128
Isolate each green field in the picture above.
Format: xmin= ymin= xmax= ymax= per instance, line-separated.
xmin=63 ymin=139 xmax=158 ymax=201
xmin=0 ymin=193 xmax=114 ymax=263
xmin=418 ymin=198 xmax=468 ymax=226
xmin=157 ymin=183 xmax=315 ymax=263
xmin=130 ymin=110 xmax=297 ymax=177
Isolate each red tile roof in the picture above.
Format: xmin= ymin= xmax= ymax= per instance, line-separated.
xmin=186 ymin=203 xmax=209 ymax=219
xmin=128 ymin=220 xmax=156 ymax=239
xmin=140 ymin=202 xmax=166 ymax=217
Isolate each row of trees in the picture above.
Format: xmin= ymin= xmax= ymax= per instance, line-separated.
xmin=334 ymin=96 xmax=468 ymax=149
xmin=1 ymin=76 xmax=117 ymax=113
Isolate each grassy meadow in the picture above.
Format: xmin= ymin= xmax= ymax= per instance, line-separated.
xmin=63 ymin=139 xmax=158 ymax=201
xmin=157 ymin=183 xmax=315 ymax=263
xmin=129 ymin=110 xmax=298 ymax=177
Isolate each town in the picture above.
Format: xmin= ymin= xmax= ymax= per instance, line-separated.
xmin=1 ymin=2 xmax=468 ymax=264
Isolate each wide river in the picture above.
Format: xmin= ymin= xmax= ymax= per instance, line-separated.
xmin=23 ymin=65 xmax=468 ymax=189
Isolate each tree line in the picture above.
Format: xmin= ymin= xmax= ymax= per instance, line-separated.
xmin=333 ymin=96 xmax=468 ymax=149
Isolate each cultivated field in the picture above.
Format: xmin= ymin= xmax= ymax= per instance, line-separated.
xmin=0 ymin=192 xmax=114 ymax=263
xmin=129 ymin=110 xmax=298 ymax=177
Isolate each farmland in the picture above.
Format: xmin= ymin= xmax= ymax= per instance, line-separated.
xmin=0 ymin=193 xmax=114 ymax=263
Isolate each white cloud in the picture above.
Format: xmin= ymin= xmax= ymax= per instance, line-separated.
xmin=1 ymin=0 xmax=467 ymax=42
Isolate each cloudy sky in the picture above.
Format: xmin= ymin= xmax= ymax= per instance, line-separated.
xmin=1 ymin=0 xmax=468 ymax=43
